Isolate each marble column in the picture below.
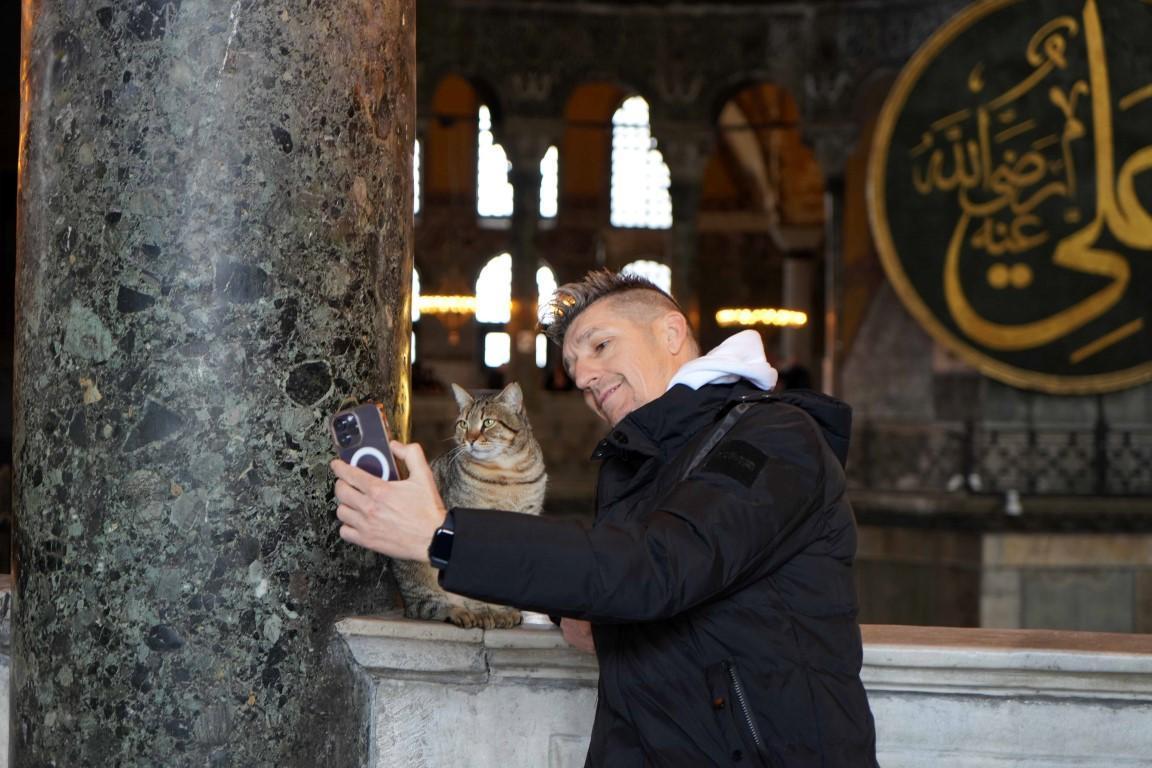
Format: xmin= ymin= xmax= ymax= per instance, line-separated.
xmin=781 ymin=254 xmax=816 ymax=371
xmin=14 ymin=2 xmax=413 ymax=766
xmin=502 ymin=117 xmax=558 ymax=406
xmin=657 ymin=123 xmax=713 ymax=331
xmin=809 ymin=125 xmax=856 ymax=397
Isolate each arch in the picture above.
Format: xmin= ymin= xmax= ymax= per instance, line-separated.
xmin=707 ymin=71 xmax=805 ymax=127
xmin=412 ymin=266 xmax=422 ymax=322
xmin=560 ymin=81 xmax=630 ymax=208
xmin=477 ymin=105 xmax=513 ymax=217
xmin=610 ymin=95 xmax=673 ymax=229
xmin=539 ymin=145 xmax=559 ymax=219
xmin=710 ymin=82 xmax=824 ymax=228
xmin=413 ymin=137 xmax=422 ymax=215
xmin=427 ymin=75 xmax=481 ymax=203
xmin=475 ymin=252 xmax=512 ymax=324
xmin=473 ymin=255 xmax=559 ymax=369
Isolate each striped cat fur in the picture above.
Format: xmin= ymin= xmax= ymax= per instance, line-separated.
xmin=392 ymin=381 xmax=546 ymax=629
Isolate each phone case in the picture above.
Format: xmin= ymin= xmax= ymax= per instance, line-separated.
xmin=329 ymin=402 xmax=399 ymax=480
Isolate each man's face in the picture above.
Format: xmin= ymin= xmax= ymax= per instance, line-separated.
xmin=561 ymin=298 xmax=681 ymax=427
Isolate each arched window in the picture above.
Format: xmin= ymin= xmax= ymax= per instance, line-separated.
xmin=413 ymin=138 xmax=422 ymax=216
xmin=475 ymin=252 xmax=512 ymax=324
xmin=411 ymin=267 xmax=421 ymax=362
xmin=540 ymin=145 xmax=559 ymax=219
xmin=477 ymin=106 xmax=513 ymax=217
xmin=536 ymin=265 xmax=558 ymax=367
xmin=412 ymin=267 xmax=422 ymax=322
xmin=622 ymin=259 xmax=672 ymax=296
xmin=476 ymin=256 xmax=559 ymax=369
xmin=477 ymin=253 xmax=512 ymax=368
xmin=611 ymin=96 xmax=672 ymax=229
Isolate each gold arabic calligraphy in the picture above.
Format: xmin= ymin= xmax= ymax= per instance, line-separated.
xmin=911 ymin=0 xmax=1152 ymax=363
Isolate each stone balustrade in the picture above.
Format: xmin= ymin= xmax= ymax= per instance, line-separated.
xmin=337 ymin=614 xmax=1152 ymax=768
xmin=2 ymin=587 xmax=1151 ymax=766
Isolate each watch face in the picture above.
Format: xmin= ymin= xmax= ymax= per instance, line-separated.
xmin=429 ymin=527 xmax=454 ymax=568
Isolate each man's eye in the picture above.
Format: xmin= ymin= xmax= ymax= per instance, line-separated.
xmin=595 ymin=340 xmax=609 ymax=352
xmin=482 ymin=418 xmax=495 ymax=428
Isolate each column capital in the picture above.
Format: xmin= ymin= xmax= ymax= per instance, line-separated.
xmin=651 ymin=120 xmax=715 ymax=186
xmin=500 ymin=115 xmax=564 ymax=176
xmin=805 ymin=123 xmax=858 ymax=182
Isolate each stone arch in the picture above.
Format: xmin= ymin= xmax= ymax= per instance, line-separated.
xmin=706 ymin=71 xmax=806 ymax=128
xmin=711 ymin=82 xmax=824 ymax=230
xmin=426 ymin=74 xmax=482 ymax=204
xmin=558 ymin=81 xmax=631 ymax=215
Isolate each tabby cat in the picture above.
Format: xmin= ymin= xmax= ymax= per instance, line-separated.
xmin=392 ymin=381 xmax=546 ymax=629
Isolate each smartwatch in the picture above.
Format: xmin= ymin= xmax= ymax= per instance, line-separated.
xmin=427 ymin=512 xmax=455 ymax=570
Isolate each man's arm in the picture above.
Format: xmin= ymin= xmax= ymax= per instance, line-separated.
xmin=440 ymin=404 xmax=834 ymax=622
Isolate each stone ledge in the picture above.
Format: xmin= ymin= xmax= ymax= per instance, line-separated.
xmin=336 ymin=612 xmax=599 ymax=686
xmin=862 ymin=625 xmax=1152 ymax=700
xmin=852 ymin=491 xmax=1152 ymax=531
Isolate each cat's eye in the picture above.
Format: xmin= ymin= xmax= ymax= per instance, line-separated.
xmin=482 ymin=418 xmax=495 ymax=428
xmin=456 ymin=420 xmax=466 ymax=429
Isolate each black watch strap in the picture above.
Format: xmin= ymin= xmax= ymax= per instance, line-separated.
xmin=428 ymin=511 xmax=456 ymax=570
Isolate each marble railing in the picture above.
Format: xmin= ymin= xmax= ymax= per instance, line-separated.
xmin=2 ymin=592 xmax=1150 ymax=766
xmin=338 ymin=615 xmax=1152 ymax=768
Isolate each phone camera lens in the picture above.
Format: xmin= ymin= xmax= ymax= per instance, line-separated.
xmin=334 ymin=413 xmax=361 ymax=448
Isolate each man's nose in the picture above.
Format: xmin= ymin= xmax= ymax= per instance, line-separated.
xmin=571 ymin=361 xmax=597 ymax=391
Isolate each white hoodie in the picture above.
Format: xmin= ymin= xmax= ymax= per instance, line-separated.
xmin=666 ymin=329 xmax=778 ymax=392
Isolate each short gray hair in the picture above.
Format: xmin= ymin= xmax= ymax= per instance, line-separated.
xmin=539 ymin=269 xmax=684 ymax=346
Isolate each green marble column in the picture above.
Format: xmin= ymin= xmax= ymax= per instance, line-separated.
xmin=14 ymin=1 xmax=413 ymax=765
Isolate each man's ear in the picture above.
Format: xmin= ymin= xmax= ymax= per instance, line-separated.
xmin=661 ymin=311 xmax=691 ymax=355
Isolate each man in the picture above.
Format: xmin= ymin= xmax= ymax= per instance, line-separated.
xmin=332 ymin=270 xmax=878 ymax=767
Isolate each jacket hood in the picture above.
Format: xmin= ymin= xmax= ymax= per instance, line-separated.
xmin=666 ymin=330 xmax=778 ymax=392
xmin=771 ymin=389 xmax=853 ymax=468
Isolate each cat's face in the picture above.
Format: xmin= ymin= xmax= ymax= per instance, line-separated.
xmin=451 ymin=383 xmax=527 ymax=459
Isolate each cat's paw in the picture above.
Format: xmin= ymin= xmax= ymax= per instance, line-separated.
xmin=446 ymin=604 xmax=522 ymax=629
xmin=483 ymin=605 xmax=523 ymax=629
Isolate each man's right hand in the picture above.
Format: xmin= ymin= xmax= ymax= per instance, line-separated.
xmin=331 ymin=441 xmax=448 ymax=563
xmin=560 ymin=618 xmax=595 ymax=653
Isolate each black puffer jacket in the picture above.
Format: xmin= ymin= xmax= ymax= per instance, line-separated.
xmin=441 ymin=382 xmax=878 ymax=767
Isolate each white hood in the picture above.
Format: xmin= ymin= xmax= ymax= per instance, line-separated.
xmin=666 ymin=330 xmax=778 ymax=392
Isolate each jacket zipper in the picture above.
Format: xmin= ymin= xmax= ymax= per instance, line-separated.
xmin=724 ymin=661 xmax=765 ymax=754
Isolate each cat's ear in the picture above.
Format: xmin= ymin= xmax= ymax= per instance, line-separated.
xmin=496 ymin=381 xmax=523 ymax=410
xmin=451 ymin=383 xmax=474 ymax=410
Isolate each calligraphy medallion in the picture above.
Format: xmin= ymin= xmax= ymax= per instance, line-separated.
xmin=869 ymin=0 xmax=1152 ymax=393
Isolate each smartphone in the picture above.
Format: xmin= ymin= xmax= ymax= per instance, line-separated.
xmin=329 ymin=402 xmax=399 ymax=480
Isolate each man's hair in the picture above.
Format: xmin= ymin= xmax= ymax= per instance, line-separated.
xmin=540 ymin=269 xmax=687 ymax=346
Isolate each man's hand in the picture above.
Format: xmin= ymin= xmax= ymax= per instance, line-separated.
xmin=331 ymin=441 xmax=447 ymax=562
xmin=560 ymin=618 xmax=595 ymax=654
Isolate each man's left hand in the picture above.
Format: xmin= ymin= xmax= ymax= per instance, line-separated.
xmin=331 ymin=441 xmax=447 ymax=562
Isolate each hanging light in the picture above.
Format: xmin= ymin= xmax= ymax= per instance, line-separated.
xmin=715 ymin=308 xmax=808 ymax=328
